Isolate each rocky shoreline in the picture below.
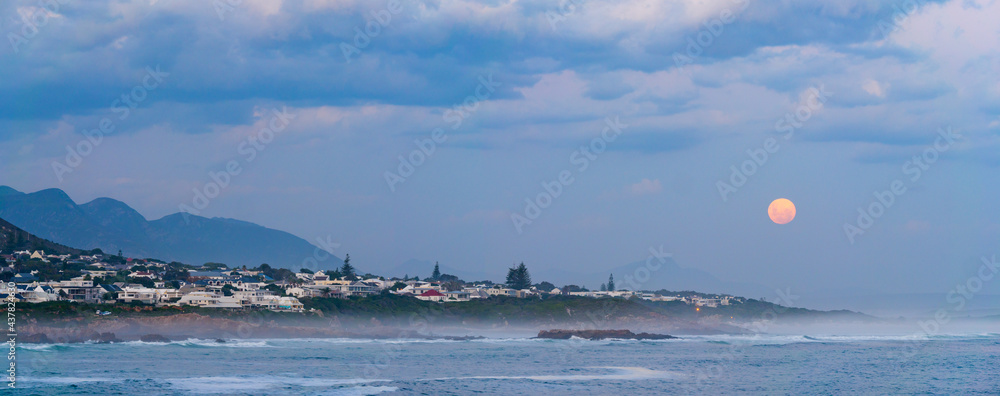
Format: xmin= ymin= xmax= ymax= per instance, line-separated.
xmin=17 ymin=313 xmax=489 ymax=344
xmin=535 ymin=329 xmax=677 ymax=340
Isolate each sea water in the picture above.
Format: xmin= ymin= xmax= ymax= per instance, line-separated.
xmin=11 ymin=334 xmax=1000 ymax=395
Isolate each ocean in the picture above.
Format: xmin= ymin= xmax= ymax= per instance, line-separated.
xmin=12 ymin=333 xmax=1000 ymax=395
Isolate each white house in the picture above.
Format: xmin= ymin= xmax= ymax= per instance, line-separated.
xmin=443 ymin=291 xmax=471 ymax=302
xmin=16 ymin=285 xmax=58 ymax=303
xmin=487 ymin=287 xmax=516 ymax=297
xmin=117 ymin=286 xmax=158 ymax=304
xmin=177 ymin=292 xmax=242 ymax=309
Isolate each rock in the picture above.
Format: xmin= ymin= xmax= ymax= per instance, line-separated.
xmin=20 ymin=333 xmax=52 ymax=344
xmin=441 ymin=335 xmax=485 ymax=341
xmin=535 ymin=329 xmax=676 ymax=340
xmin=140 ymin=334 xmax=171 ymax=343
xmin=91 ymin=332 xmax=120 ymax=343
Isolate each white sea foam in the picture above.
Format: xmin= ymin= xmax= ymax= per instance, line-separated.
xmin=166 ymin=376 xmax=392 ymax=394
xmin=668 ymin=333 xmax=998 ymax=345
xmin=327 ymin=386 xmax=399 ymax=395
xmin=19 ymin=344 xmax=59 ymax=351
xmin=20 ymin=377 xmax=122 ymax=385
xmin=424 ymin=366 xmax=683 ymax=382
xmin=174 ymin=339 xmax=271 ymax=348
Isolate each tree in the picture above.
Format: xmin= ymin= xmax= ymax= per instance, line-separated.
xmin=340 ymin=254 xmax=356 ymax=280
xmin=389 ymin=282 xmax=406 ymax=291
xmin=221 ymin=284 xmax=235 ymax=296
xmin=562 ymin=285 xmax=587 ymax=293
xmin=535 ymin=281 xmax=556 ymax=292
xmin=263 ymin=284 xmax=286 ymax=296
xmin=600 ymin=283 xmax=607 ymax=292
xmin=134 ymin=278 xmax=155 ymax=288
xmin=506 ymin=262 xmax=531 ymax=290
xmin=300 ymin=268 xmax=314 ymax=274
xmin=607 ymin=274 xmax=615 ymax=292
xmin=432 ymin=262 xmax=441 ymax=280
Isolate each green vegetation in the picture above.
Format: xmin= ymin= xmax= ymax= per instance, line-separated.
xmin=16 ymin=301 xmax=318 ymax=323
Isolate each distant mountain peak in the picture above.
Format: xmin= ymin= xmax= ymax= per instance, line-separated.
xmin=27 ymin=188 xmax=75 ymax=204
xmin=0 ymin=186 xmax=24 ymax=197
xmin=81 ymin=197 xmax=149 ymax=222
xmin=0 ymin=187 xmax=339 ymax=270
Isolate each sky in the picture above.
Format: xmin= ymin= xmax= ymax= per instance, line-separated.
xmin=1 ymin=0 xmax=999 ymax=303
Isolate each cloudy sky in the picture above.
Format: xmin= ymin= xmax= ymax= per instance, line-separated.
xmin=2 ymin=0 xmax=999 ymax=300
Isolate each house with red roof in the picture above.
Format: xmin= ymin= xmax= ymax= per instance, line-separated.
xmin=415 ymin=289 xmax=447 ymax=302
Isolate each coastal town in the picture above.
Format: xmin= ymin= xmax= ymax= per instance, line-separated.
xmin=0 ymin=250 xmax=744 ymax=312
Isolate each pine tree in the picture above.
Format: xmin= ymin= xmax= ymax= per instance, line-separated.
xmin=506 ymin=262 xmax=531 ymax=290
xmin=517 ymin=263 xmax=531 ymax=289
xmin=506 ymin=266 xmax=517 ymax=289
xmin=340 ymin=254 xmax=356 ymax=281
xmin=607 ymin=274 xmax=615 ymax=291
xmin=600 ymin=283 xmax=607 ymax=291
xmin=432 ymin=262 xmax=441 ymax=280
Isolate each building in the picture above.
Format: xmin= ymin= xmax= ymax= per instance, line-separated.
xmin=12 ymin=273 xmax=36 ymax=283
xmin=51 ymin=280 xmax=104 ymax=303
xmin=443 ymin=291 xmax=471 ymax=302
xmin=15 ymin=285 xmax=58 ymax=303
xmin=415 ymin=290 xmax=447 ymax=302
xmin=176 ymin=292 xmax=242 ymax=309
xmin=131 ymin=271 xmax=160 ymax=279
xmin=337 ymin=281 xmax=377 ymax=297
xmin=487 ymin=287 xmax=516 ymax=297
xmin=117 ymin=286 xmax=158 ymax=304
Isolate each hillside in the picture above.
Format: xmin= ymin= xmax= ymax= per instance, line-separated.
xmin=0 ymin=216 xmax=83 ymax=255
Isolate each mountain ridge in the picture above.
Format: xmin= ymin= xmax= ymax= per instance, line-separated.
xmin=0 ymin=186 xmax=342 ymax=270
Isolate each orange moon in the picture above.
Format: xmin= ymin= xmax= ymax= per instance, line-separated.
xmin=768 ymin=198 xmax=796 ymax=224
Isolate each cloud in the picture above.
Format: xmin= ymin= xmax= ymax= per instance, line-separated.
xmin=862 ymin=79 xmax=887 ymax=98
xmin=629 ymin=178 xmax=662 ymax=196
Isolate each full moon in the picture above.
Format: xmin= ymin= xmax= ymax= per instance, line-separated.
xmin=768 ymin=198 xmax=796 ymax=224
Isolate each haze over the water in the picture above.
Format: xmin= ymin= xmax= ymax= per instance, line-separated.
xmin=2 ymin=0 xmax=999 ymax=312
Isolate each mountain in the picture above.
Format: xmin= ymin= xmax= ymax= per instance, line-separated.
xmin=0 ymin=186 xmax=342 ymax=270
xmin=0 ymin=216 xmax=82 ymax=255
